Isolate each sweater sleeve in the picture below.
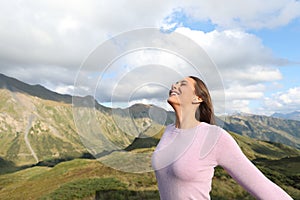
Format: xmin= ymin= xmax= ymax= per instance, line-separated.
xmin=215 ymin=129 xmax=293 ymax=200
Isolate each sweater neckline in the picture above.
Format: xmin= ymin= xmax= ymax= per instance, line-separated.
xmin=172 ymin=122 xmax=206 ymax=133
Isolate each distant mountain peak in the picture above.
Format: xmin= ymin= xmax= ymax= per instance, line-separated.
xmin=271 ymin=111 xmax=300 ymax=121
xmin=230 ymin=112 xmax=255 ymax=117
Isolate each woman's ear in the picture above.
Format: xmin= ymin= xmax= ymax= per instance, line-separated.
xmin=192 ymin=96 xmax=203 ymax=104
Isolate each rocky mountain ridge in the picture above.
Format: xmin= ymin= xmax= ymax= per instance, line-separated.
xmin=272 ymin=111 xmax=300 ymax=121
xmin=0 ymin=73 xmax=299 ymax=168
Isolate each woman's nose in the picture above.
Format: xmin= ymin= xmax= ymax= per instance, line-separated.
xmin=171 ymin=83 xmax=177 ymax=90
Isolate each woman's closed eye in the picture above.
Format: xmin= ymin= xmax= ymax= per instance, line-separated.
xmin=180 ymin=80 xmax=188 ymax=86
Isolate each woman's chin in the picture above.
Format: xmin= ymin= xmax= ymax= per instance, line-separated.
xmin=167 ymin=97 xmax=180 ymax=107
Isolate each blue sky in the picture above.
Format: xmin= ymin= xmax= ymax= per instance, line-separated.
xmin=254 ymin=20 xmax=300 ymax=91
xmin=253 ymin=19 xmax=300 ymax=60
xmin=252 ymin=19 xmax=300 ymax=112
xmin=0 ymin=1 xmax=299 ymax=115
xmin=253 ymin=18 xmax=300 ymax=84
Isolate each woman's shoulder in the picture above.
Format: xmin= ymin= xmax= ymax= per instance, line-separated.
xmin=165 ymin=123 xmax=175 ymax=132
xmin=166 ymin=123 xmax=175 ymax=128
xmin=199 ymin=122 xmax=225 ymax=133
xmin=202 ymin=124 xmax=240 ymax=151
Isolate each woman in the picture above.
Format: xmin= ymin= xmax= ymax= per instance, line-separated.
xmin=151 ymin=76 xmax=293 ymax=200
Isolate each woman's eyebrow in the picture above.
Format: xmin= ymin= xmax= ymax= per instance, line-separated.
xmin=175 ymin=80 xmax=188 ymax=85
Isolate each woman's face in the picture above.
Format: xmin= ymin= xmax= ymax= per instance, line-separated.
xmin=167 ymin=77 xmax=198 ymax=106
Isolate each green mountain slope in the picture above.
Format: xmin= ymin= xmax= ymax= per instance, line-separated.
xmin=0 ymin=74 xmax=165 ymax=168
xmin=0 ymin=73 xmax=300 ymax=199
xmin=0 ymin=130 xmax=299 ymax=200
xmin=0 ymin=88 xmax=86 ymax=166
xmin=1 ymin=73 xmax=300 ymax=168
xmin=222 ymin=114 xmax=300 ymax=149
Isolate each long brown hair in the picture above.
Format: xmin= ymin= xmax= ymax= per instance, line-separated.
xmin=189 ymin=76 xmax=215 ymax=125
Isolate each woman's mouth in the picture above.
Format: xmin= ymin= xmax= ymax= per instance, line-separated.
xmin=169 ymin=90 xmax=180 ymax=96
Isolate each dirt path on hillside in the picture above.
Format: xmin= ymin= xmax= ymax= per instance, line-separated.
xmin=7 ymin=86 xmax=39 ymax=163
xmin=24 ymin=114 xmax=39 ymax=163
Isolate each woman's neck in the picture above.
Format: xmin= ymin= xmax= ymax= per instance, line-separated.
xmin=174 ymin=105 xmax=200 ymax=129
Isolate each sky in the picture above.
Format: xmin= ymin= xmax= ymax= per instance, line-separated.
xmin=0 ymin=0 xmax=299 ymax=115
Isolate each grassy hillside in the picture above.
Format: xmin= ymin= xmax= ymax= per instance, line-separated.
xmin=0 ymin=88 xmax=163 ymax=168
xmin=223 ymin=114 xmax=300 ymax=148
xmin=0 ymin=89 xmax=86 ymax=166
xmin=0 ymin=131 xmax=299 ymax=200
xmin=0 ymin=159 xmax=159 ymax=200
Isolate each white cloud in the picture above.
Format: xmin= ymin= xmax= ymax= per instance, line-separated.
xmin=0 ymin=1 xmax=297 ymax=69
xmin=176 ymin=28 xmax=287 ymax=70
xmin=0 ymin=0 xmax=299 ymax=114
xmin=226 ymin=84 xmax=265 ymax=100
xmin=174 ymin=27 xmax=286 ymax=113
xmin=129 ymin=98 xmax=173 ymax=111
xmin=57 ymin=16 xmax=81 ymax=36
xmin=263 ymin=87 xmax=300 ymax=114
xmin=222 ymin=66 xmax=282 ymax=85
xmin=0 ymin=0 xmax=176 ymax=68
xmin=225 ymin=100 xmax=252 ymax=114
xmin=54 ymin=85 xmax=75 ymax=95
xmin=1 ymin=65 xmax=76 ymax=90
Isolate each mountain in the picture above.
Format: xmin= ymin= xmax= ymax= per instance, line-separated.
xmin=1 ymin=72 xmax=300 ymax=168
xmin=1 ymin=73 xmax=300 ymax=199
xmin=0 ymin=73 xmax=72 ymax=104
xmin=0 ymin=73 xmax=164 ymax=167
xmin=272 ymin=111 xmax=300 ymax=121
xmin=0 ymin=75 xmax=84 ymax=166
xmin=222 ymin=113 xmax=300 ymax=149
xmin=127 ymin=108 xmax=300 ymax=149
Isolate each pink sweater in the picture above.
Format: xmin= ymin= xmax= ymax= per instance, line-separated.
xmin=151 ymin=122 xmax=293 ymax=200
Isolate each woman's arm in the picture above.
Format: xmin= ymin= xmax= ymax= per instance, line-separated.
xmin=216 ymin=129 xmax=293 ymax=200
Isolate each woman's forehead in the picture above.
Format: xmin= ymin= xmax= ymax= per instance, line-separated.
xmin=176 ymin=77 xmax=195 ymax=85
